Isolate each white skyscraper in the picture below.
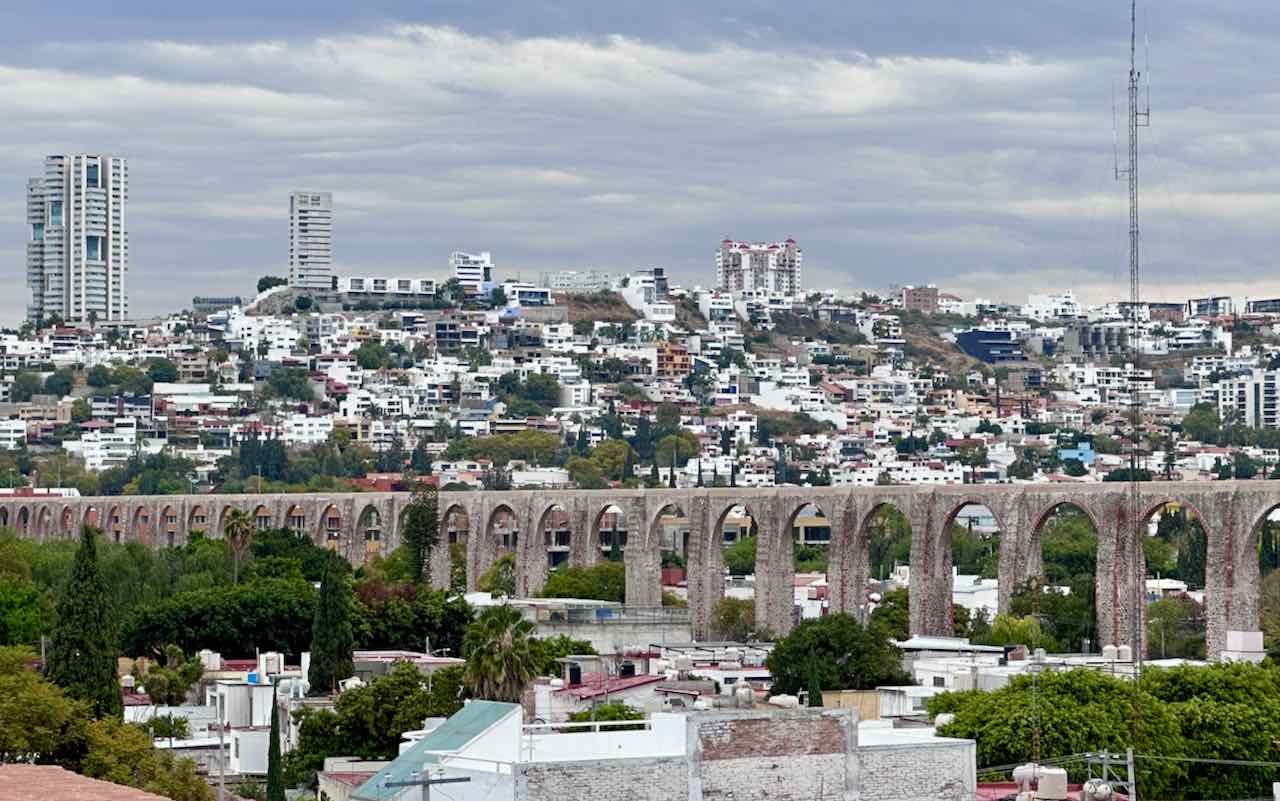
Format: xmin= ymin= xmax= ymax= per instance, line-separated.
xmin=26 ymin=154 xmax=129 ymax=324
xmin=289 ymin=191 xmax=333 ymax=290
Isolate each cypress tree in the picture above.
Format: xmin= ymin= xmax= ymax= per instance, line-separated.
xmin=731 ymin=461 xmax=738 ymax=488
xmin=697 ymin=459 xmax=704 ymax=488
xmin=622 ymin=447 xmax=635 ymax=480
xmin=308 ymin=564 xmax=355 ymax=695
xmin=649 ymin=461 xmax=659 ymax=486
xmin=807 ymin=661 xmax=824 ymax=707
xmin=266 ymin=692 xmax=285 ymax=801
xmin=47 ymin=525 xmax=122 ymax=718
xmin=669 ymin=444 xmax=677 ymax=488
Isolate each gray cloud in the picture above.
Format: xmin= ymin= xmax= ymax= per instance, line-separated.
xmin=1 ymin=9 xmax=1277 ymax=323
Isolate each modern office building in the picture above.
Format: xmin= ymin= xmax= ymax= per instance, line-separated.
xmin=450 ymin=251 xmax=495 ymax=297
xmin=1216 ymin=369 xmax=1280 ymax=429
xmin=715 ymin=238 xmax=802 ymax=297
xmin=26 ymin=154 xmax=129 ymax=324
xmin=289 ymin=191 xmax=333 ymax=290
xmin=538 ymin=269 xmax=615 ymax=294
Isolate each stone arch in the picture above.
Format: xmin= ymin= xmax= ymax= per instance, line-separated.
xmin=1139 ymin=499 xmax=1208 ymax=661
xmin=481 ymin=504 xmax=519 ymax=579
xmin=188 ymin=504 xmax=210 ymax=536
xmin=441 ymin=504 xmax=472 ymax=590
xmin=131 ymin=505 xmax=153 ymax=546
xmin=592 ymin=503 xmax=629 ymax=558
xmin=858 ymin=500 xmax=915 ymax=630
xmin=285 ymin=504 xmax=307 ymax=534
xmin=317 ymin=503 xmax=342 ymax=551
xmin=60 ymin=506 xmax=76 ymax=539
xmin=1025 ymin=500 xmax=1102 ymax=652
xmin=650 ymin=501 xmax=691 ymax=611
xmin=784 ymin=501 xmax=831 ymax=624
xmin=106 ymin=504 xmax=123 ymax=543
xmin=34 ymin=506 xmax=53 ymax=542
xmin=83 ymin=506 xmax=99 ymax=529
xmin=217 ymin=505 xmax=240 ymax=538
xmin=357 ymin=503 xmax=383 ymax=562
xmin=15 ymin=506 xmax=29 ymax=537
xmin=939 ymin=498 xmax=1004 ymax=636
xmin=712 ymin=501 xmax=764 ymax=633
xmin=252 ymin=504 xmax=273 ymax=531
xmin=160 ymin=504 xmax=179 ymax=548
xmin=0 ymin=507 xmax=8 ymax=528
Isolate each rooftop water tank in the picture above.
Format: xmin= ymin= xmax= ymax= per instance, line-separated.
xmin=1117 ymin=645 xmax=1133 ymax=662
xmin=1101 ymin=644 xmax=1119 ymax=661
xmin=1035 ymin=767 xmax=1068 ymax=800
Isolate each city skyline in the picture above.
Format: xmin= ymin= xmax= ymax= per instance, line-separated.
xmin=3 ymin=2 xmax=1280 ymax=323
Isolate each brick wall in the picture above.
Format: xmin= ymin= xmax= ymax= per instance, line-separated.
xmin=520 ymin=757 xmax=687 ymax=801
xmin=701 ymin=752 xmax=848 ymax=801
xmin=859 ymin=743 xmax=974 ymax=801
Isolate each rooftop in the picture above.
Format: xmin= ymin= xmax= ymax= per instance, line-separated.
xmin=0 ymin=765 xmax=173 ymax=801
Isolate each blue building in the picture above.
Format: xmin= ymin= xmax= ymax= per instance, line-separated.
xmin=954 ymin=329 xmax=1025 ymax=364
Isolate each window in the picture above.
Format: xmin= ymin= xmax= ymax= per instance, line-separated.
xmin=86 ymin=163 xmax=100 ymax=188
xmin=86 ymin=236 xmax=103 ymax=261
xmin=49 ymin=201 xmax=62 ymax=226
xmin=31 ymin=223 xmax=43 ymax=242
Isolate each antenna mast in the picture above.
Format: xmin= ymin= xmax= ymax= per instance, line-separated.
xmin=1115 ymin=0 xmax=1150 ymax=673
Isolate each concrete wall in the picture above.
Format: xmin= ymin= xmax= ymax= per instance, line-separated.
xmin=532 ymin=620 xmax=693 ymax=655
xmin=859 ymin=742 xmax=976 ymax=801
xmin=5 ymin=480 xmax=1274 ymax=655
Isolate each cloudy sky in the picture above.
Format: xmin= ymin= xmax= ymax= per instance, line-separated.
xmin=1 ymin=1 xmax=1276 ymax=321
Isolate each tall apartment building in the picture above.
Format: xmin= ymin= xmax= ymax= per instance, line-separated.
xmin=1216 ymin=369 xmax=1280 ymax=429
xmin=901 ymin=285 xmax=939 ymax=315
xmin=715 ymin=238 xmax=802 ymax=297
xmin=26 ymin=154 xmax=129 ymax=324
xmin=289 ymin=191 xmax=333 ymax=290
xmin=450 ymin=251 xmax=494 ymax=297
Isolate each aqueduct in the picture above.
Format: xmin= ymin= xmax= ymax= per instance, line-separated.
xmin=0 ymin=481 xmax=1271 ymax=656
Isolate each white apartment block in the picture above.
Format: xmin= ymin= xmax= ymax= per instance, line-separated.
xmin=343 ymin=276 xmax=437 ymax=297
xmin=0 ymin=420 xmax=27 ymax=451
xmin=1023 ymin=290 xmax=1083 ymax=321
xmin=289 ymin=191 xmax=333 ymax=290
xmin=27 ymin=154 xmax=129 ymax=323
xmin=715 ymin=238 xmax=802 ymax=297
xmin=539 ymin=269 xmax=615 ymax=294
xmin=1216 ymin=369 xmax=1280 ymax=429
xmin=450 ymin=251 xmax=494 ymax=296
xmin=281 ymin=414 xmax=334 ymax=446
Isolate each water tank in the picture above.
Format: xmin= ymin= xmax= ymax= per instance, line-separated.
xmin=568 ymin=663 xmax=582 ymax=686
xmin=723 ymin=648 xmax=742 ymax=663
xmin=1117 ymin=645 xmax=1133 ymax=662
xmin=1101 ymin=644 xmax=1119 ymax=661
xmin=549 ymin=678 xmax=564 ymax=689
xmin=619 ymin=662 xmax=636 ymax=678
xmin=651 ymin=658 xmax=669 ymax=674
xmin=1036 ymin=767 xmax=1069 ymax=800
xmin=120 ymin=674 xmax=136 ymax=690
xmin=734 ymin=684 xmax=754 ymax=708
xmin=1033 ymin=648 xmax=1048 ymax=663
xmin=674 ymin=656 xmax=693 ymax=671
xmin=1081 ymin=778 xmax=1114 ymax=801
xmin=768 ymin=694 xmax=800 ymax=709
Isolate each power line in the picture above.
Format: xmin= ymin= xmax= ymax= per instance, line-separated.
xmin=1135 ymin=754 xmax=1280 ymax=769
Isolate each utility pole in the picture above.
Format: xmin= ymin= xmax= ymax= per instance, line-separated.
xmin=1115 ymin=0 xmax=1149 ymax=672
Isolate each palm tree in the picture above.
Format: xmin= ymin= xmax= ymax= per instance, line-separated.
xmin=462 ymin=606 xmax=539 ymax=702
xmin=223 ymin=508 xmax=255 ymax=584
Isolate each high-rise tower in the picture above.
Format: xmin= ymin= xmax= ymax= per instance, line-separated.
xmin=26 ymin=154 xmax=129 ymax=324
xmin=289 ymin=191 xmax=333 ymax=290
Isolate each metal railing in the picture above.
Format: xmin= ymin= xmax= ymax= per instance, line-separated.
xmin=539 ymin=605 xmax=690 ymax=625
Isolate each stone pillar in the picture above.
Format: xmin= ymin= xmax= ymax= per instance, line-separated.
xmin=1198 ymin=487 xmax=1259 ymax=658
xmin=517 ymin=499 xmax=547 ymax=598
xmin=1089 ymin=492 xmax=1139 ymax=650
xmin=908 ymin=492 xmax=952 ymax=637
xmin=685 ymin=492 xmax=720 ymax=639
xmin=825 ymin=495 xmax=864 ymax=619
xmin=569 ymin=497 xmax=595 ymax=568
xmin=995 ymin=491 xmax=1041 ymax=615
xmin=623 ymin=496 xmax=661 ymax=608
xmin=753 ymin=496 xmax=794 ymax=637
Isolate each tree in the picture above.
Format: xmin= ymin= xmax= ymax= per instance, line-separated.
xmin=10 ymin=372 xmax=42 ymax=402
xmin=723 ymin=536 xmax=757 ymax=576
xmin=489 ymin=287 xmax=508 ymax=307
xmin=709 ymin=597 xmax=756 ymax=641
xmin=530 ymin=635 xmax=597 ymax=677
xmin=81 ymin=716 xmax=214 ymax=801
xmin=401 ymin=483 xmax=440 ymax=583
xmin=46 ymin=526 xmax=122 ymax=719
xmin=565 ymin=702 xmax=644 ymax=731
xmin=540 ymin=562 xmax=625 ymax=603
xmin=139 ymin=645 xmax=204 ymax=706
xmin=223 ymin=509 xmax=255 ymax=584
xmin=806 ymin=660 xmax=824 ymax=707
xmin=976 ymin=613 xmax=1058 ymax=651
xmin=1145 ymin=596 xmax=1205 ymax=659
xmin=257 ymin=275 xmax=287 ymax=293
xmin=477 ymin=553 xmax=516 ymax=597
xmin=147 ymin=358 xmax=179 ymax=383
xmin=308 ymin=564 xmax=355 ymax=695
xmin=1180 ymin=403 xmax=1221 ymax=444
xmin=43 ymin=368 xmax=74 ymax=398
xmin=654 ymin=431 xmax=699 ymax=467
xmin=765 ymin=614 xmax=911 ymax=695
xmin=462 ymin=605 xmax=538 ymax=702
xmin=87 ymin=364 xmax=113 ymax=388
xmin=294 ymin=295 xmax=313 ymax=312
xmin=0 ymin=646 xmax=86 ymax=762
xmin=266 ymin=693 xmax=284 ymax=801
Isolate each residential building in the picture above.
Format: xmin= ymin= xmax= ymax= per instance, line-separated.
xmin=1187 ymin=295 xmax=1233 ymax=318
xmin=343 ymin=276 xmax=438 ymax=299
xmin=538 ymin=269 xmax=614 ymax=294
xmin=902 ymin=285 xmax=939 ymax=315
xmin=1216 ymin=369 xmax=1280 ymax=429
xmin=289 ymin=191 xmax=334 ymax=290
xmin=0 ymin=420 xmax=25 ymax=451
xmin=1023 ymin=290 xmax=1083 ymax=321
xmin=656 ymin=342 xmax=692 ymax=379
xmin=191 ymin=296 xmax=243 ymax=315
xmin=715 ymin=239 xmax=802 ymax=297
xmin=954 ymin=330 xmax=1025 ymax=364
xmin=26 ymin=154 xmax=129 ymax=323
xmin=450 ymin=251 xmax=494 ymax=297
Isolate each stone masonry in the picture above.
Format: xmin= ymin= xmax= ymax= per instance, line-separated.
xmin=2 ymin=480 xmax=1272 ymax=656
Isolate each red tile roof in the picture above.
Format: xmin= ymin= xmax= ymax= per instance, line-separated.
xmin=0 ymin=765 xmax=174 ymax=801
xmin=556 ymin=672 xmax=664 ymax=701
